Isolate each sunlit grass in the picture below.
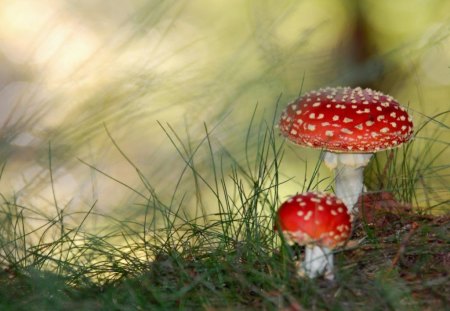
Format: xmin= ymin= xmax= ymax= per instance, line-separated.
xmin=366 ymin=109 xmax=450 ymax=213
xmin=0 ymin=107 xmax=448 ymax=310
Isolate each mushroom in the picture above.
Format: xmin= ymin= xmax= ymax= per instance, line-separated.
xmin=278 ymin=87 xmax=413 ymax=217
xmin=276 ymin=192 xmax=351 ymax=280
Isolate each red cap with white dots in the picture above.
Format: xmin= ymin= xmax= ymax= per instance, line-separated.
xmin=277 ymin=192 xmax=351 ymax=248
xmin=278 ymin=87 xmax=414 ymax=153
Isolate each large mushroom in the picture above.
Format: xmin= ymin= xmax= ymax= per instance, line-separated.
xmin=277 ymin=192 xmax=351 ymax=280
xmin=279 ymin=87 xmax=413 ymax=217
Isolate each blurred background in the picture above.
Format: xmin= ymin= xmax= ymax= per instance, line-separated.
xmin=0 ymin=0 xmax=449 ymax=231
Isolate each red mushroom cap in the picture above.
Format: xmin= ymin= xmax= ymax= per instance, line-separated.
xmin=279 ymin=87 xmax=414 ymax=153
xmin=277 ymin=192 xmax=351 ymax=248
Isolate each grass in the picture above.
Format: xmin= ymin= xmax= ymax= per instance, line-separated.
xmin=0 ymin=108 xmax=449 ymax=310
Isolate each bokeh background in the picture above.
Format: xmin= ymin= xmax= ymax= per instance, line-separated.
xmin=0 ymin=0 xmax=449 ymax=231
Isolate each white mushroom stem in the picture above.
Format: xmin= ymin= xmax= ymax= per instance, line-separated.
xmin=299 ymin=245 xmax=334 ymax=280
xmin=324 ymin=152 xmax=373 ymax=216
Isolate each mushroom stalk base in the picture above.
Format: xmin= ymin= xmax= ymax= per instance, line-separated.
xmin=299 ymin=246 xmax=334 ymax=280
xmin=324 ymin=152 xmax=373 ymax=216
xmin=334 ymin=164 xmax=365 ymax=216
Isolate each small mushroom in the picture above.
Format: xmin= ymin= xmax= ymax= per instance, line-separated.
xmin=276 ymin=192 xmax=351 ymax=280
xmin=279 ymin=87 xmax=414 ymax=217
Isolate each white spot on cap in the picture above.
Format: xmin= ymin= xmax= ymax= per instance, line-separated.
xmin=341 ymin=128 xmax=353 ymax=134
xmin=318 ymin=205 xmax=325 ymax=211
xmin=332 ymin=115 xmax=339 ymax=121
xmin=390 ymin=112 xmax=397 ymax=118
xmin=366 ymin=121 xmax=375 ymax=126
xmin=321 ymin=122 xmax=330 ymax=126
xmin=343 ymin=117 xmax=353 ymax=123
xmin=297 ymin=210 xmax=304 ymax=217
xmin=356 ymin=109 xmax=370 ymax=114
xmin=297 ymin=119 xmax=304 ymax=125
xmin=311 ymin=198 xmax=321 ymax=203
xmin=309 ymin=113 xmax=316 ymax=119
xmin=313 ymin=102 xmax=321 ymax=107
xmin=317 ymin=114 xmax=324 ymax=119
xmin=325 ymin=130 xmax=334 ymax=137
xmin=307 ymin=124 xmax=316 ymax=131
xmin=380 ymin=127 xmax=390 ymax=133
xmin=331 ymin=210 xmax=338 ymax=216
xmin=376 ymin=106 xmax=382 ymax=111
xmin=391 ymin=122 xmax=397 ymax=128
xmin=355 ymin=124 xmax=364 ymax=130
xmin=304 ymin=211 xmax=313 ymax=221
xmin=381 ymin=102 xmax=390 ymax=107
xmin=377 ymin=115 xmax=385 ymax=121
